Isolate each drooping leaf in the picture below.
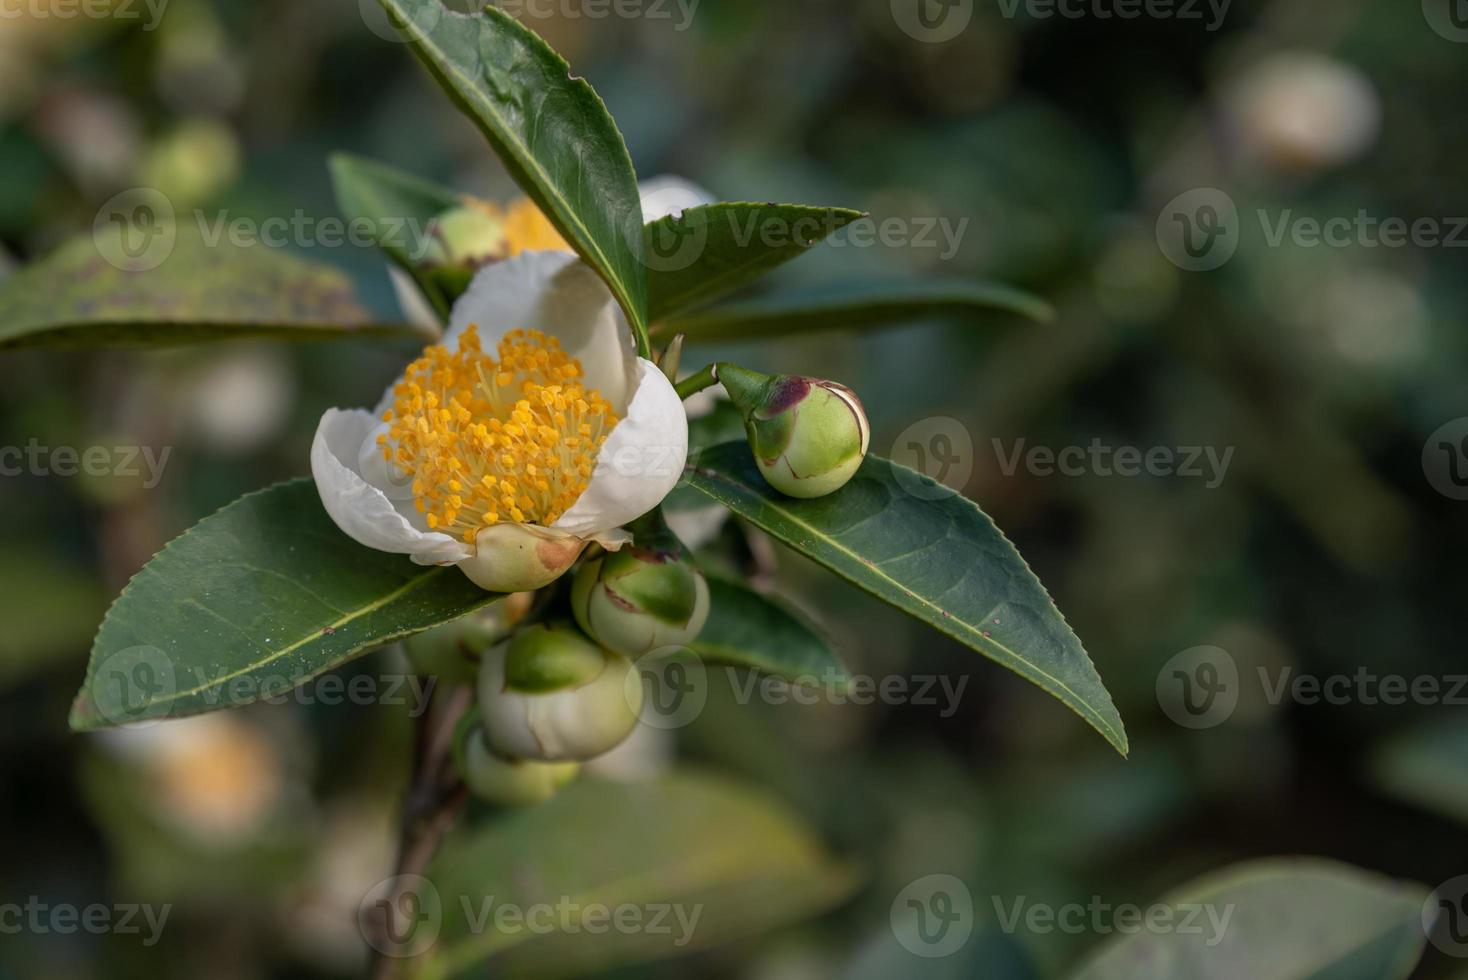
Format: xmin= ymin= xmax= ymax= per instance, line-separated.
xmin=681 ymin=443 xmax=1127 ymax=755
xmin=70 ymin=480 xmax=498 ymax=731
xmin=0 ymin=223 xmax=422 ymax=350
xmin=379 ymin=0 xmax=650 ymax=350
xmin=692 ymin=577 xmax=848 ymax=689
xmin=412 ymin=772 xmax=856 ymax=980
xmin=1066 ymin=859 xmax=1430 ymax=980
xmin=646 ymin=203 xmax=864 ymax=322
xmin=329 ymin=153 xmax=462 ymax=320
xmin=656 ymin=279 xmax=1052 ymax=342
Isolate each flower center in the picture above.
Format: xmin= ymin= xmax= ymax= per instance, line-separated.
xmin=379 ymin=326 xmax=618 ymax=543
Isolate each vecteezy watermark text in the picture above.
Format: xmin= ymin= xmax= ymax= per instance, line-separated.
xmin=0 ymin=441 xmax=170 ymax=488
xmin=991 ymin=438 xmax=1234 ymax=488
xmin=992 ymin=895 xmax=1234 ymax=945
xmin=1157 ymin=646 xmax=1468 ymax=729
xmin=0 ymin=898 xmax=171 ymax=946
xmin=993 ymin=0 xmax=1230 ymax=31
xmin=0 ymin=0 xmax=168 ymax=30
xmin=493 ymin=0 xmax=700 ymax=30
xmin=1157 ymin=188 xmax=1468 ymax=271
xmin=359 ymin=876 xmax=702 ymax=959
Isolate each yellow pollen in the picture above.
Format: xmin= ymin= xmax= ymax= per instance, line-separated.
xmin=384 ymin=325 xmax=618 ymax=544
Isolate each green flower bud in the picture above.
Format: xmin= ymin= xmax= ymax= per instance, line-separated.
xmin=570 ymin=518 xmax=710 ymax=657
xmin=453 ymin=709 xmax=579 ymax=806
xmin=423 ymin=203 xmax=505 ymax=267
xmin=477 ymin=622 xmax=642 ymax=762
xmin=403 ymin=598 xmax=526 ymax=685
xmin=716 ymin=364 xmax=870 ymax=499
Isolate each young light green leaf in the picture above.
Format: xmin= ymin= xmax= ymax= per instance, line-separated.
xmin=681 ymin=443 xmax=1127 ymax=755
xmin=413 ymin=772 xmax=856 ymax=980
xmin=656 ymin=279 xmax=1053 ymax=343
xmin=0 ymin=224 xmax=422 ymax=350
xmin=69 ymin=480 xmax=498 ymax=731
xmin=646 ymin=203 xmax=865 ymax=322
xmin=329 ymin=153 xmax=462 ymax=320
xmin=1066 ymin=859 xmax=1430 ymax=980
xmin=379 ymin=0 xmax=650 ymax=351
xmin=692 ymin=577 xmax=849 ymax=689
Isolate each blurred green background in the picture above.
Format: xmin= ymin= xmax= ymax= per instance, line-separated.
xmin=3 ymin=0 xmax=1468 ymax=977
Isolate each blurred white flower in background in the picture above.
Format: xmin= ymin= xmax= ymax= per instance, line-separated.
xmin=1222 ymin=51 xmax=1381 ymax=173
xmin=180 ymin=345 xmax=297 ymax=455
xmin=98 ymin=713 xmax=286 ymax=846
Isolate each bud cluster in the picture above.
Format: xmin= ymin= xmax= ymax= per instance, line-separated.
xmin=435 ymin=519 xmax=709 ymax=807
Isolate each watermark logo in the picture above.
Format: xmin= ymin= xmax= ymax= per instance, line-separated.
xmin=1156 ymin=188 xmax=1239 ymax=272
xmin=891 ymin=874 xmax=974 ymax=957
xmin=637 ymin=182 xmax=712 ymax=273
xmin=1156 ymin=645 xmax=1239 ymax=729
xmin=1423 ymin=418 xmax=1468 ymax=500
xmin=359 ymin=875 xmax=443 ymax=959
xmin=1158 ymin=192 xmax=1468 ymax=270
xmin=891 ymin=0 xmax=974 ymax=42
xmin=94 ymin=188 xmax=176 ymax=272
xmin=89 ymin=645 xmax=178 ymax=728
xmin=628 ymin=649 xmax=709 ymax=731
xmin=1424 ymin=0 xmax=1468 ymax=42
xmin=891 ymin=417 xmax=975 ymax=500
xmin=1426 ymin=875 xmax=1468 ymax=957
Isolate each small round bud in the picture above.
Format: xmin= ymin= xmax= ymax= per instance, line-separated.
xmin=716 ymin=364 xmax=870 ymax=499
xmin=458 ymin=524 xmax=588 ymax=594
xmin=477 ymin=622 xmax=642 ymax=762
xmin=423 ymin=202 xmax=505 ymax=267
xmin=570 ymin=542 xmax=710 ymax=657
xmin=453 ymin=711 xmax=579 ymax=806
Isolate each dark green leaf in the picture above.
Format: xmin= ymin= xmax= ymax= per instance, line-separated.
xmin=646 ymin=203 xmax=864 ymax=322
xmin=0 ymin=223 xmax=421 ymax=350
xmin=657 ymin=279 xmax=1053 ymax=342
xmin=1067 ymin=859 xmax=1430 ymax=980
xmin=415 ymin=772 xmax=856 ymax=979
xmin=692 ymin=577 xmax=849 ymax=688
xmin=380 ymin=0 xmax=649 ymax=350
xmin=70 ymin=480 xmax=498 ymax=731
xmin=681 ymin=443 xmax=1127 ymax=754
xmin=329 ymin=153 xmax=461 ymax=320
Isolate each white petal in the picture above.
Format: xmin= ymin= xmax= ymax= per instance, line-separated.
xmin=440 ymin=252 xmax=636 ymax=412
xmin=387 ymin=264 xmax=444 ymax=337
xmin=639 ymin=176 xmax=716 ymax=222
xmin=310 ymin=408 xmax=471 ymax=564
xmin=553 ymin=359 xmax=688 ymax=537
xmin=356 ymin=421 xmax=416 ymax=501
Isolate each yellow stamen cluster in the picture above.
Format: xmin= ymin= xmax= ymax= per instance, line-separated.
xmin=499 ymin=198 xmax=571 ymax=255
xmin=379 ymin=326 xmax=618 ymax=543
